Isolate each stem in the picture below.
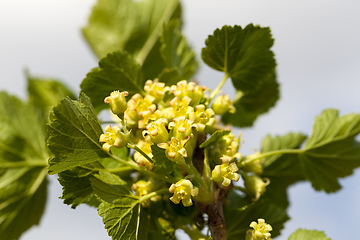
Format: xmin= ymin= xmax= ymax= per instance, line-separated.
xmin=238 ymin=149 xmax=302 ymax=167
xmin=139 ymin=188 xmax=169 ymax=203
xmin=131 ymin=145 xmax=154 ymax=164
xmin=209 ymin=73 xmax=229 ymax=103
xmin=180 ymin=161 xmax=207 ymax=188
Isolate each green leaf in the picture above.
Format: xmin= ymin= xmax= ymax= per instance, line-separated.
xmin=299 ymin=109 xmax=360 ymax=192
xmin=200 ymin=130 xmax=231 ymax=148
xmin=27 ymin=75 xmax=76 ymax=121
xmin=80 ymin=51 xmax=144 ymax=112
xmin=47 ymin=92 xmax=108 ymax=174
xmin=201 ymin=24 xmax=275 ymax=93
xmin=225 ymin=196 xmax=289 ymax=240
xmin=91 ymin=170 xmax=144 ymax=239
xmin=288 ymin=229 xmax=331 ymax=240
xmin=0 ymin=92 xmax=48 ymax=239
xmin=82 ymin=0 xmax=181 ymax=80
xmin=222 ymin=72 xmax=279 ymax=127
xmin=160 ymin=19 xmax=198 ymax=79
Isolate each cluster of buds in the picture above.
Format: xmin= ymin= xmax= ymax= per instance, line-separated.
xmin=246 ymin=218 xmax=273 ymax=240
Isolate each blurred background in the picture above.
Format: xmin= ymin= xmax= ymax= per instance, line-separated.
xmin=1 ymin=0 xmax=360 ymax=239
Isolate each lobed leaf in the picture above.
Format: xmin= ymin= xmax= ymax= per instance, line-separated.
xmin=300 ymin=109 xmax=360 ymax=192
xmin=47 ymin=92 xmax=108 ymax=174
xmin=160 ymin=19 xmax=198 ymax=79
xmin=201 ymin=24 xmax=275 ymax=93
xmin=0 ymin=92 xmax=48 ymax=239
xmin=288 ymin=229 xmax=331 ymax=240
xmin=80 ymin=51 xmax=144 ymax=112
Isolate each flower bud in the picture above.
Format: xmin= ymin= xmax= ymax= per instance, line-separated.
xmin=212 ymin=94 xmax=235 ymax=115
xmin=143 ymin=118 xmax=169 ymax=144
xmin=211 ymin=156 xmax=240 ymax=186
xmin=99 ymin=125 xmax=127 ymax=151
xmin=241 ymin=152 xmax=263 ymax=174
xmin=125 ymin=93 xmax=156 ymax=128
xmin=248 ymin=218 xmax=272 ymax=240
xmin=132 ymin=180 xmax=154 ymax=207
xmin=169 ymin=179 xmax=199 ymax=207
xmin=243 ymin=174 xmax=270 ymax=201
xmin=133 ymin=140 xmax=153 ymax=170
xmin=104 ymin=91 xmax=128 ymax=115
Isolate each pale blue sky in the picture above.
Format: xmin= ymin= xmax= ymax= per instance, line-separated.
xmin=1 ymin=0 xmax=360 ymax=239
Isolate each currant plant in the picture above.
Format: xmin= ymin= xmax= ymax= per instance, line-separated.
xmin=0 ymin=0 xmax=358 ymax=240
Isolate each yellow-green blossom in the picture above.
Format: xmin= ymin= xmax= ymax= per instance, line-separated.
xmin=169 ymin=179 xmax=199 ymax=207
xmin=99 ymin=125 xmax=127 ymax=151
xmin=125 ymin=93 xmax=156 ymax=128
xmin=189 ymin=105 xmax=215 ymax=132
xmin=158 ymin=137 xmax=188 ymax=163
xmin=144 ymin=79 xmax=169 ymax=103
xmin=133 ymin=140 xmax=153 ymax=170
xmin=170 ymin=80 xmax=206 ymax=104
xmin=104 ymin=91 xmax=129 ymax=115
xmin=248 ymin=218 xmax=272 ymax=240
xmin=211 ymin=155 xmax=240 ymax=186
xmin=168 ymin=117 xmax=197 ymax=140
xmin=212 ymin=94 xmax=235 ymax=115
xmin=169 ymin=96 xmax=194 ymax=118
xmin=243 ymin=174 xmax=270 ymax=201
xmin=211 ymin=132 xmax=241 ymax=164
xmin=143 ymin=118 xmax=169 ymax=144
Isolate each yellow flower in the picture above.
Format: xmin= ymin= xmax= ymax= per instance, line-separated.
xmin=249 ymin=218 xmax=272 ymax=240
xmin=189 ymin=105 xmax=215 ymax=132
xmin=169 ymin=96 xmax=194 ymax=118
xmin=212 ymin=94 xmax=235 ymax=115
xmin=104 ymin=91 xmax=128 ymax=115
xmin=143 ymin=118 xmax=169 ymax=144
xmin=169 ymin=179 xmax=199 ymax=207
xmin=158 ymin=137 xmax=188 ymax=163
xmin=132 ymin=180 xmax=154 ymax=207
xmin=210 ymin=132 xmax=241 ymax=164
xmin=211 ymin=155 xmax=240 ymax=186
xmin=125 ymin=93 xmax=156 ymax=128
xmin=168 ymin=117 xmax=197 ymax=140
xmin=144 ymin=79 xmax=169 ymax=103
xmin=99 ymin=125 xmax=127 ymax=151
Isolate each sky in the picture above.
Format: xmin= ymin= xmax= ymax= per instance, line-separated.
xmin=1 ymin=0 xmax=360 ymax=239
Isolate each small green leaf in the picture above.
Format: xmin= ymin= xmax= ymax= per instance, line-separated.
xmin=202 ymin=24 xmax=275 ymax=93
xmin=200 ymin=130 xmax=231 ymax=148
xmin=27 ymin=75 xmax=76 ymax=121
xmin=47 ymin=92 xmax=108 ymax=174
xmin=288 ymin=229 xmax=331 ymax=240
xmin=222 ymin=72 xmax=279 ymax=127
xmin=160 ymin=19 xmax=198 ymax=79
xmin=300 ymin=109 xmax=360 ymax=192
xmin=0 ymin=92 xmax=48 ymax=239
xmin=80 ymin=51 xmax=144 ymax=112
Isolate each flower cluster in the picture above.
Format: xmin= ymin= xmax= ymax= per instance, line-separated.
xmin=99 ymin=78 xmax=247 ymax=208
